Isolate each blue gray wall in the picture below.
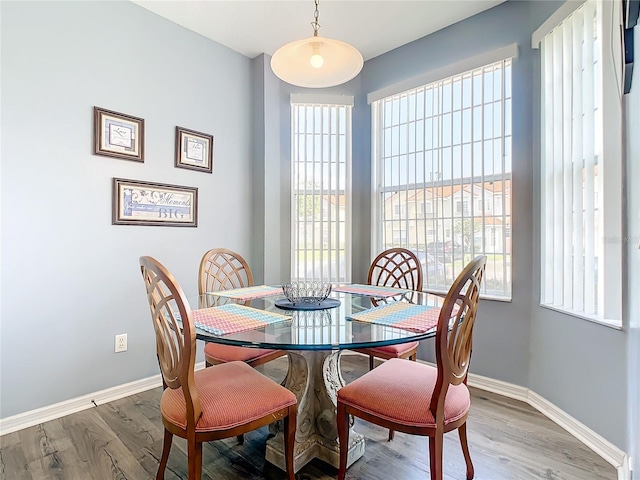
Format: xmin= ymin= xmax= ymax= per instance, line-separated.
xmin=264 ymin=0 xmax=629 ymax=452
xmin=358 ymin=0 xmax=550 ymax=389
xmin=0 ymin=1 xmax=254 ymax=417
xmin=1 ymin=0 xmax=633 ymax=458
xmin=364 ymin=0 xmax=630 ymax=452
xmin=527 ymin=5 xmax=628 ymax=451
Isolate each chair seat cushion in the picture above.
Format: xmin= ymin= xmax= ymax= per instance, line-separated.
xmin=362 ymin=341 xmax=419 ymax=358
xmin=338 ymin=358 xmax=469 ymax=428
xmin=161 ymin=361 xmax=296 ymax=432
xmin=204 ymin=342 xmax=279 ymax=363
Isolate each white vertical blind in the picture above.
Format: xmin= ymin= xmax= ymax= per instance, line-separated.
xmin=291 ymin=100 xmax=352 ymax=283
xmin=372 ymin=59 xmax=512 ymax=299
xmin=540 ymin=0 xmax=615 ymax=320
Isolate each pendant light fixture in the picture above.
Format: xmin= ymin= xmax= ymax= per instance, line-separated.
xmin=270 ymin=0 xmax=364 ymax=88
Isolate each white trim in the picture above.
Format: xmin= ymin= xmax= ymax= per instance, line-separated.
xmin=414 ymin=360 xmax=628 ymax=479
xmin=531 ymin=0 xmax=587 ymax=48
xmin=366 ymin=43 xmax=518 ymax=104
xmin=0 ymin=361 xmax=205 ymax=437
xmin=465 ymin=369 xmax=529 ymax=402
xmin=0 ymin=357 xmax=629 ymax=480
xmin=290 ymin=93 xmax=354 ymax=106
xmin=469 ymin=369 xmax=629 ymax=480
xmin=527 ymin=390 xmax=629 ymax=480
xmin=540 ymin=303 xmax=624 ymax=330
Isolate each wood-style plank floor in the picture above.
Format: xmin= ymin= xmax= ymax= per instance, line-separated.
xmin=0 ymin=355 xmax=616 ymax=480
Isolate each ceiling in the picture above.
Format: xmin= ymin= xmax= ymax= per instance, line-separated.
xmin=131 ymin=0 xmax=506 ymax=61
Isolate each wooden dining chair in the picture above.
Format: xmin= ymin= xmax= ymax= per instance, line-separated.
xmin=199 ymin=248 xmax=286 ymax=369
xmin=354 ymin=248 xmax=423 ymax=370
xmin=337 ymin=255 xmax=486 ymax=480
xmin=140 ymin=256 xmax=297 ymax=480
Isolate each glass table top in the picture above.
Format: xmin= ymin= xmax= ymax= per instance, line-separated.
xmin=188 ymin=289 xmax=445 ymax=351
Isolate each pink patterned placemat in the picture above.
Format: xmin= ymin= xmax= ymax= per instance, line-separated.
xmin=192 ymin=303 xmax=288 ymax=336
xmin=213 ymin=285 xmax=282 ymax=301
xmin=348 ymin=302 xmax=443 ymax=333
xmin=333 ymin=283 xmax=409 ymax=298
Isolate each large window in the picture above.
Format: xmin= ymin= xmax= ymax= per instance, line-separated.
xmin=372 ymin=57 xmax=513 ymax=299
xmin=291 ymin=96 xmax=352 ymax=283
xmin=536 ymin=0 xmax=622 ymax=325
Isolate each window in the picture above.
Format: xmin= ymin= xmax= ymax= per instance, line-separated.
xmin=393 ymin=204 xmax=405 ymax=217
xmin=456 ymin=200 xmax=470 ymax=215
xmin=371 ymin=57 xmax=513 ymax=299
xmin=536 ymin=0 xmax=622 ymax=324
xmin=419 ymin=201 xmax=433 ymax=216
xmin=291 ymin=96 xmax=352 ymax=283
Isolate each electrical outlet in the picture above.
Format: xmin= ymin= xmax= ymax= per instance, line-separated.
xmin=115 ymin=333 xmax=127 ymax=353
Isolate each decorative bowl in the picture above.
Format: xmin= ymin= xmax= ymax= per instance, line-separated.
xmin=282 ymin=281 xmax=332 ymax=305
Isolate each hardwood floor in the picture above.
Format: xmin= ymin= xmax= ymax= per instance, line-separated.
xmin=0 ymin=355 xmax=615 ymax=480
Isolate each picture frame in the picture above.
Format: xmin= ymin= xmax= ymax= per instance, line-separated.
xmin=94 ymin=107 xmax=145 ymax=162
xmin=175 ymin=126 xmax=214 ymax=173
xmin=112 ymin=178 xmax=198 ymax=227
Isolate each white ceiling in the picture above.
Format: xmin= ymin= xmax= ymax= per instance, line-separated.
xmin=131 ymin=0 xmax=506 ymax=61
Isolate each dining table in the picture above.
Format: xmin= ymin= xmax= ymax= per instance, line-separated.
xmin=187 ymin=284 xmax=447 ymax=473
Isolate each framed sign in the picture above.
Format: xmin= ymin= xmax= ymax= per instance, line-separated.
xmin=94 ymin=107 xmax=144 ymax=162
xmin=175 ymin=126 xmax=213 ymax=173
xmin=112 ymin=178 xmax=198 ymax=227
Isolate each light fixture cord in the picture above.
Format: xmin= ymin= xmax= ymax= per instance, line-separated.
xmin=311 ymin=0 xmax=321 ymax=37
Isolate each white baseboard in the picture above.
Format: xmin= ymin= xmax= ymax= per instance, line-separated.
xmin=465 ymin=369 xmax=629 ymax=480
xmin=0 ymin=357 xmax=629 ymax=480
xmin=0 ymin=361 xmax=206 ymax=436
xmin=348 ymin=354 xmax=630 ymax=478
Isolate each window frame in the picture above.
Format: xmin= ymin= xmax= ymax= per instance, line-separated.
xmin=290 ymin=94 xmax=353 ymax=284
xmin=534 ymin=0 xmax=623 ymax=327
xmin=370 ymin=53 xmax=516 ymax=301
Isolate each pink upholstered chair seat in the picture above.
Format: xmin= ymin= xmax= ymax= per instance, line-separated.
xmin=161 ymin=361 xmax=296 ymax=432
xmin=338 ymin=358 xmax=470 ymax=427
xmin=363 ymin=341 xmax=420 ymax=358
xmin=204 ymin=342 xmax=279 ymax=364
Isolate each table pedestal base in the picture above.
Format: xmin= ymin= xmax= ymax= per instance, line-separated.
xmin=265 ymin=350 xmax=365 ymax=473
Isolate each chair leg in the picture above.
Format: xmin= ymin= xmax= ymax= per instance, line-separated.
xmin=369 ymin=355 xmax=375 ymax=370
xmin=458 ymin=423 xmax=474 ymax=480
xmin=156 ymin=429 xmax=173 ymax=480
xmin=388 ymin=429 xmax=395 ymax=441
xmin=337 ymin=402 xmax=350 ymax=480
xmin=428 ymin=432 xmax=444 ymax=480
xmin=284 ymin=405 xmax=297 ymax=480
xmin=428 ymin=434 xmax=436 ymax=479
xmin=187 ymin=437 xmax=203 ymax=480
xmin=236 ymin=434 xmax=245 ymax=445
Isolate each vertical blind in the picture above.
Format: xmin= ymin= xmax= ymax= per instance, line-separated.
xmin=540 ymin=0 xmax=602 ymax=317
xmin=372 ymin=59 xmax=512 ymax=299
xmin=291 ymin=101 xmax=351 ymax=283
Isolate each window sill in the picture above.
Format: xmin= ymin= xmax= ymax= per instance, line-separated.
xmin=539 ymin=304 xmax=623 ymax=330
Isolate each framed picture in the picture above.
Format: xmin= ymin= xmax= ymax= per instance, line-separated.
xmin=94 ymin=107 xmax=144 ymax=162
xmin=175 ymin=126 xmax=214 ymax=173
xmin=113 ymin=178 xmax=198 ymax=227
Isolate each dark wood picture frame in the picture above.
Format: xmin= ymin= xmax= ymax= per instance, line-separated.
xmin=112 ymin=178 xmax=198 ymax=227
xmin=175 ymin=126 xmax=214 ymax=173
xmin=94 ymin=107 xmax=145 ymax=162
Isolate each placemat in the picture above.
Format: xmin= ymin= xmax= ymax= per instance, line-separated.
xmin=212 ymin=285 xmax=283 ymax=301
xmin=192 ymin=303 xmax=288 ymax=336
xmin=348 ymin=302 xmax=442 ymax=333
xmin=333 ymin=283 xmax=409 ymax=298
